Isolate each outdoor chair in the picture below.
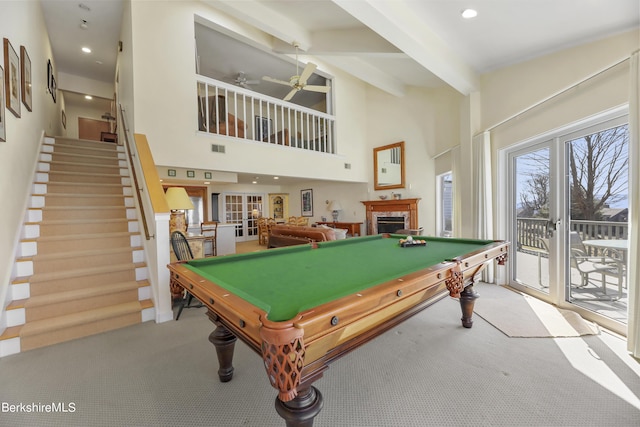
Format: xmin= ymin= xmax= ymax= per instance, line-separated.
xmin=569 ymin=232 xmax=624 ymax=297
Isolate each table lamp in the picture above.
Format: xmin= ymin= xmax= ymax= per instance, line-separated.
xmin=327 ymin=200 xmax=342 ymax=222
xmin=165 ymin=187 xmax=194 ymax=234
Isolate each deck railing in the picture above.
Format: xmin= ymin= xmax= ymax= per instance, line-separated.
xmin=516 ymin=217 xmax=629 ymax=253
xmin=197 ymin=75 xmax=336 ymax=154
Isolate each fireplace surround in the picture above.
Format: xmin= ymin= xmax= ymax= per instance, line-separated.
xmin=361 ymin=198 xmax=420 ymax=235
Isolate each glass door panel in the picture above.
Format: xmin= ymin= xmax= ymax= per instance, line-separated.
xmin=511 ymin=146 xmax=552 ymax=294
xmin=223 ymin=193 xmax=264 ymax=242
xmin=564 ymin=123 xmax=629 ymax=325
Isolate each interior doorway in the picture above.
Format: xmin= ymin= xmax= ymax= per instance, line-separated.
xmin=223 ymin=192 xmax=264 ymax=242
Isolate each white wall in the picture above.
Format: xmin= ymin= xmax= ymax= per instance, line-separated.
xmin=479 ymin=30 xmax=639 ymax=238
xmin=122 ymin=1 xmax=455 ymax=235
xmin=0 ymin=1 xmax=61 ymax=317
xmin=127 ymin=1 xmax=369 ymax=183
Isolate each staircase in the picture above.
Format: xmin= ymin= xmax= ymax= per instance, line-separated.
xmin=0 ymin=137 xmax=154 ymax=356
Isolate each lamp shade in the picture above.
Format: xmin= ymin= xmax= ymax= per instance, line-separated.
xmin=165 ymin=187 xmax=194 ymax=210
xmin=327 ymin=200 xmax=342 ymax=212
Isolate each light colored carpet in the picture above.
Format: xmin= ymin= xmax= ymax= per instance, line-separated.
xmin=1 ymin=286 xmax=638 ymax=426
xmin=473 ymin=283 xmax=600 ymax=337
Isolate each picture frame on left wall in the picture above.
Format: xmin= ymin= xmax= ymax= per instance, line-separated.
xmin=3 ymin=38 xmax=21 ymax=118
xmin=20 ymin=45 xmax=32 ymax=112
xmin=0 ymin=65 xmax=6 ymax=142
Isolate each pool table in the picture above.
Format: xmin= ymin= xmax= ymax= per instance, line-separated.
xmin=168 ymin=234 xmax=508 ymax=426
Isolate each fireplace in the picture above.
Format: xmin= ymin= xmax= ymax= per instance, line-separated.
xmin=361 ymin=198 xmax=420 ymax=235
xmin=376 ymin=216 xmax=406 ymax=234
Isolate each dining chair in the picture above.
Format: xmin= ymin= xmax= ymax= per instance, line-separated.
xmin=170 ymin=231 xmax=203 ymax=319
xmin=201 ymin=221 xmax=218 ymax=256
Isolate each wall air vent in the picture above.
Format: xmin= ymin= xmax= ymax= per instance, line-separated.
xmin=211 ymin=144 xmax=226 ymax=153
xmin=344 ymin=163 xmax=351 ymax=169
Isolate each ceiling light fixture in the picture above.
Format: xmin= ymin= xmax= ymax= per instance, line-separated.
xmin=461 ymin=9 xmax=478 ymax=19
xmin=81 ymin=47 xmax=91 ymax=53
xmin=84 ymin=95 xmax=93 ymax=100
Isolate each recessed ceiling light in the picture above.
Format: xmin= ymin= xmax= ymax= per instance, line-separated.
xmin=273 ymin=176 xmax=279 ymax=180
xmin=461 ymin=9 xmax=478 ymax=19
xmin=81 ymin=47 xmax=91 ymax=53
xmin=84 ymin=95 xmax=93 ymax=100
xmin=252 ymin=181 xmax=257 ymax=184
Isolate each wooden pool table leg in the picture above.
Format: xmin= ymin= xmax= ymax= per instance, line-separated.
xmin=274 ymin=384 xmax=324 ymax=427
xmin=208 ymin=323 xmax=237 ymax=382
xmin=459 ymin=284 xmax=479 ymax=328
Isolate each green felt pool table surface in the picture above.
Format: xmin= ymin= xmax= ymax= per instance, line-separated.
xmin=184 ymin=234 xmax=495 ymax=322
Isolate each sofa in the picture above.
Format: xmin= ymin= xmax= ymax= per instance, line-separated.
xmin=268 ymin=225 xmax=336 ymax=248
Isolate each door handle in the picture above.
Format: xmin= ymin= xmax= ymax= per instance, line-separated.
xmin=546 ymin=219 xmax=561 ymax=238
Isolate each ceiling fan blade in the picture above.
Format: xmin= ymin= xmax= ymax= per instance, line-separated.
xmin=283 ymin=88 xmax=298 ymax=101
xmin=298 ymin=62 xmax=317 ymax=85
xmin=303 ymin=85 xmax=331 ymax=93
xmin=262 ymin=76 xmax=292 ymax=86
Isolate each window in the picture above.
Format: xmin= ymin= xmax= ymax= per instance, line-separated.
xmin=437 ymin=172 xmax=453 ymax=237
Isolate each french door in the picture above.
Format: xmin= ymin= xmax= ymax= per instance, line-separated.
xmin=223 ymin=192 xmax=264 ymax=242
xmin=506 ymin=112 xmax=629 ymax=335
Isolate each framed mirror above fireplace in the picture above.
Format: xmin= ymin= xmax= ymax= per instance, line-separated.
xmin=373 ymin=141 xmax=405 ymax=191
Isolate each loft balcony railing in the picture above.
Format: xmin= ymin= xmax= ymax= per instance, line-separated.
xmin=197 ymin=76 xmax=336 ymax=154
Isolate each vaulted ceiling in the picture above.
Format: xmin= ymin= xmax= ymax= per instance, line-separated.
xmin=42 ymin=0 xmax=639 ymax=100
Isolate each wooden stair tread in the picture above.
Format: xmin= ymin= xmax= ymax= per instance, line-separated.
xmin=18 ymin=262 xmax=146 ymax=283
xmin=23 ymin=231 xmax=140 ymax=242
xmin=43 ymin=170 xmax=126 ymax=178
xmin=20 ymin=301 xmax=146 ymax=337
xmin=35 ymin=181 xmax=130 ymax=189
xmin=24 ymin=280 xmax=147 ymax=308
xmin=38 ymin=193 xmax=127 ymax=198
xmin=0 ymin=326 xmax=21 ymax=341
xmin=27 ymin=218 xmax=131 ymax=226
xmin=39 ymin=205 xmax=128 ymax=210
xmin=24 ymin=246 xmax=143 ymax=262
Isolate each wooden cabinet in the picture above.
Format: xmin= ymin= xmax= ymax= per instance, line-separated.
xmin=268 ymin=193 xmax=289 ymax=221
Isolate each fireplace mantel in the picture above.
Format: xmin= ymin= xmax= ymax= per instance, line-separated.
xmin=361 ymin=198 xmax=420 ymax=235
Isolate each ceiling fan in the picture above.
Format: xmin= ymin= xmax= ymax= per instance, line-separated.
xmin=262 ymin=43 xmax=331 ymax=101
xmin=233 ymin=72 xmax=260 ymax=89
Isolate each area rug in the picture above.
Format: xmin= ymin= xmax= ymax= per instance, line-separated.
xmin=472 ymin=283 xmax=600 ymax=337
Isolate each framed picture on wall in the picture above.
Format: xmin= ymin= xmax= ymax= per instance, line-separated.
xmin=47 ymin=59 xmax=53 ymax=93
xmin=50 ymin=75 xmax=57 ymax=103
xmin=20 ymin=45 xmax=32 ymax=112
xmin=0 ymin=66 xmax=6 ymax=142
xmin=3 ymin=38 xmax=21 ymax=118
xmin=301 ymin=189 xmax=313 ymax=217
